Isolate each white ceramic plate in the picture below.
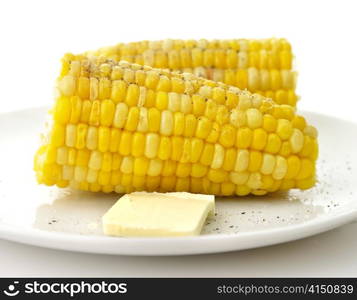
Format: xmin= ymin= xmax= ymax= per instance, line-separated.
xmin=0 ymin=107 xmax=356 ymax=256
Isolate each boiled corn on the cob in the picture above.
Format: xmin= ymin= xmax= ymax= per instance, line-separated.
xmin=34 ymin=56 xmax=318 ymax=196
xmin=84 ymin=38 xmax=298 ymax=106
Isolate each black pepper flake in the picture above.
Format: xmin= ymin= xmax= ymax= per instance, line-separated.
xmin=241 ymin=212 xmax=246 ymax=215
xmin=229 ymin=225 xmax=234 ymax=228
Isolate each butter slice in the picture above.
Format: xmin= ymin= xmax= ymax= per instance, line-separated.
xmin=102 ymin=192 xmax=215 ymax=237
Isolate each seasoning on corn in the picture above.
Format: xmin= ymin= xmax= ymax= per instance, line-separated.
xmin=84 ymin=38 xmax=298 ymax=107
xmin=34 ymin=56 xmax=318 ymax=196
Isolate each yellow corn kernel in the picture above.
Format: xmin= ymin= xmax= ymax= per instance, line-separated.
xmin=206 ymin=122 xmax=220 ymax=143
xmin=200 ymin=143 xmax=214 ymax=166
xmin=221 ymin=182 xmax=235 ymax=196
xmin=125 ymin=84 xmax=139 ymax=106
xmin=160 ymin=160 xmax=176 ymax=177
xmin=156 ymin=91 xmax=168 ymax=110
xmin=67 ymin=148 xmax=77 ymax=166
xmin=184 ymin=114 xmax=197 ymax=137
xmin=132 ymin=132 xmax=145 ymax=157
xmin=169 ymin=136 xmax=182 ymax=161
xmin=261 ymin=153 xmax=276 ymax=175
xmin=265 ymin=133 xmax=282 ymax=154
xmin=272 ymin=155 xmax=288 ymax=180
xmin=279 ymin=141 xmax=292 ymax=157
xmin=175 ymin=177 xmax=190 ymax=192
xmin=208 ymin=169 xmax=228 ymax=183
xmin=160 ymin=176 xmax=176 ymax=192
xmin=296 ymin=159 xmax=314 ymax=180
xmin=65 ymin=124 xmax=76 ymax=147
xmin=89 ymin=151 xmax=102 ymax=171
xmin=236 ymin=69 xmax=248 ymax=90
xmin=180 ymin=94 xmax=193 ymax=114
xmin=121 ymin=173 xmax=132 ymax=187
xmin=133 ymin=157 xmax=149 ymax=176
xmin=160 ymin=110 xmax=174 ymax=136
xmin=119 ymin=131 xmax=132 ymax=156
xmin=290 ymin=128 xmax=304 ymax=153
xmin=247 ymin=172 xmax=262 ymax=189
xmin=263 ymin=114 xmax=277 ymax=132
xmin=235 ymin=149 xmax=249 ymax=172
xmin=229 ymin=171 xmax=249 ymax=185
xmin=190 ymin=163 xmax=207 ymax=178
xmin=113 ymin=103 xmax=129 ymax=129
xmin=176 ymin=163 xmax=191 ymax=177
xmin=248 ymin=151 xmax=262 ymax=172
xmin=144 ymin=70 xmax=159 ymax=89
xmin=145 ymin=176 xmax=160 ymax=191
xmin=296 ymin=176 xmax=315 ymax=190
xmin=100 ymin=99 xmax=115 ymax=127
xmin=77 ymin=77 xmax=90 ymax=99
xmin=89 ymin=100 xmax=100 ymax=126
xmin=204 ymin=99 xmax=218 ymax=120
xmin=80 ymin=100 xmax=92 ymax=123
xmin=156 ymin=75 xmax=171 ymax=92
xmin=222 ymin=148 xmax=236 ymax=172
xmin=251 ymin=128 xmax=268 ymax=150
xmin=54 ymin=97 xmax=71 ymax=124
xmin=145 ymin=159 xmax=162 ymax=177
xmin=292 ymin=115 xmax=306 ymax=131
xmin=56 ymin=147 xmax=68 ymax=165
xmin=192 ymin=95 xmax=206 ymax=117
xmin=173 ymin=112 xmax=185 ymax=136
xmin=236 ymin=127 xmax=252 ymax=149
xmin=216 ymin=106 xmax=229 ymax=125
xmin=110 ymin=170 xmax=121 ymax=186
xmin=195 ymin=117 xmax=212 ymax=139
xmin=167 ymin=92 xmax=180 ymax=112
xmin=212 ymin=87 xmax=226 ymax=105
xmin=143 ymin=132 xmax=159 ymax=159
xmin=246 ymin=108 xmax=263 ymax=129
xmin=219 ymin=124 xmax=236 ymax=148
xmin=112 ymin=153 xmax=122 ymax=170
xmin=50 ymin=123 xmax=65 ymax=147
xmin=236 ymin=185 xmax=250 ymax=196
xmin=211 ymin=144 xmax=225 ymax=169
xmin=101 ymin=152 xmax=112 ymax=172
xmin=120 ymin=156 xmax=134 ymax=174
xmin=98 ymin=78 xmax=111 ymax=100
xmin=98 ymin=126 xmax=110 ymax=152
xmin=171 ymin=77 xmax=185 ymax=93
xmin=89 ymin=77 xmax=98 ymax=100
xmin=69 ymin=96 xmax=82 ymax=124
xmin=135 ymin=70 xmax=146 ymax=86
xmin=98 ymin=170 xmax=111 ymax=185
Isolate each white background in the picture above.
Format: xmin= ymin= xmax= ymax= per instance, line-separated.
xmin=0 ymin=0 xmax=357 ymax=277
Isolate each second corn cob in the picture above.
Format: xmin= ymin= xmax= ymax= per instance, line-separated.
xmin=34 ymin=56 xmax=317 ymax=196
xmin=84 ymin=38 xmax=298 ymax=107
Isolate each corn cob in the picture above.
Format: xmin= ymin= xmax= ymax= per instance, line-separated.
xmin=84 ymin=38 xmax=298 ymax=106
xmin=34 ymin=55 xmax=318 ymax=196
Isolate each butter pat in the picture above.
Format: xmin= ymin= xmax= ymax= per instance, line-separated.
xmin=102 ymin=192 xmax=215 ymax=237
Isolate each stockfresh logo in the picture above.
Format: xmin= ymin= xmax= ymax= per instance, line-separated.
xmin=3 ymin=280 xmax=127 ymax=297
xmin=3 ymin=281 xmax=20 ymax=297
